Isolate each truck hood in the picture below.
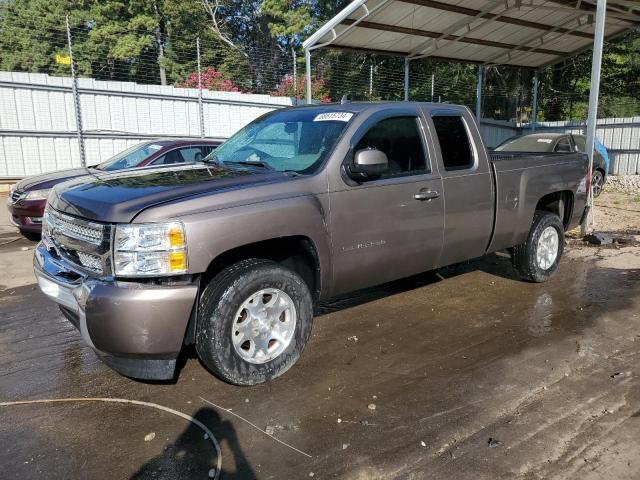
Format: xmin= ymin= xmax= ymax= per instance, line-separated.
xmin=48 ymin=163 xmax=291 ymax=223
xmin=16 ymin=167 xmax=97 ymax=191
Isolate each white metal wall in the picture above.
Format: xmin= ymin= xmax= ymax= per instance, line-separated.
xmin=0 ymin=71 xmax=294 ymax=178
xmin=479 ymin=120 xmax=520 ymax=149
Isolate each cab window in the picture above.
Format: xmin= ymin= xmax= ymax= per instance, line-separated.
xmin=573 ymin=136 xmax=586 ymax=152
xmin=554 ymin=137 xmax=573 ymax=153
xmin=354 ymin=116 xmax=429 ymax=178
xmin=152 ymin=146 xmax=213 ymax=165
xmin=431 ymin=115 xmax=474 ymax=171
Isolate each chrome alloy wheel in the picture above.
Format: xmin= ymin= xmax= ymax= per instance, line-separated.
xmin=592 ymin=171 xmax=604 ymax=197
xmin=536 ymin=226 xmax=559 ymax=270
xmin=231 ymin=288 xmax=297 ymax=364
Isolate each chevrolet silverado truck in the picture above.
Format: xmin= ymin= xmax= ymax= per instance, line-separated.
xmin=34 ymin=102 xmax=589 ymax=385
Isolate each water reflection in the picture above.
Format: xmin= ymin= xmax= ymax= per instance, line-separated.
xmin=526 ymin=293 xmax=554 ymax=337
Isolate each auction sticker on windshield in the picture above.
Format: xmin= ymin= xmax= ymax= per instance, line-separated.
xmin=314 ymin=112 xmax=354 ymax=122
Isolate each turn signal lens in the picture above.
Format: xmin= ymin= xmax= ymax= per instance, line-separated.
xmin=168 ymin=224 xmax=186 ymax=249
xmin=169 ymin=251 xmax=187 ymax=272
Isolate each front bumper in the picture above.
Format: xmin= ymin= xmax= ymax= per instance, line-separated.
xmin=33 ymin=243 xmax=198 ymax=380
xmin=6 ymin=198 xmax=45 ymax=234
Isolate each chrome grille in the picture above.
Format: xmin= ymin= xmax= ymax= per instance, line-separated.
xmin=42 ymin=207 xmax=111 ymax=275
xmin=44 ymin=208 xmax=104 ymax=245
xmin=77 ymin=252 xmax=102 ymax=272
xmin=10 ymin=190 xmax=22 ymax=203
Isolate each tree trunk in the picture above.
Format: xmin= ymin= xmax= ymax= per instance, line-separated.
xmin=158 ymin=38 xmax=167 ymax=86
xmin=153 ymin=0 xmax=167 ymax=86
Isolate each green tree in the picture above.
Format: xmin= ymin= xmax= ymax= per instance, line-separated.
xmin=0 ymin=0 xmax=84 ymax=75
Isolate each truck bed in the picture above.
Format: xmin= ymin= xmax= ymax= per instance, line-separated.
xmin=487 ymin=151 xmax=588 ymax=253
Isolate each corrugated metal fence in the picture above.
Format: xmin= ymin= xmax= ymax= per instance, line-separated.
xmin=0 ymin=71 xmax=293 ymax=178
xmin=480 ymin=117 xmax=640 ymax=175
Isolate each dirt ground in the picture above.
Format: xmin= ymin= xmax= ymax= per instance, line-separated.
xmin=0 ymin=191 xmax=639 ymax=480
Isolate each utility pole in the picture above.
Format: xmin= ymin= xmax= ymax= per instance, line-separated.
xmin=197 ymin=37 xmax=205 ymax=138
xmin=66 ymin=15 xmax=86 ymax=167
xmin=431 ymin=73 xmax=435 ymax=102
xmin=369 ymin=63 xmax=373 ymax=96
xmin=292 ymin=48 xmax=297 ymax=103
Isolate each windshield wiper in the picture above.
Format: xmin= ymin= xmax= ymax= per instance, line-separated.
xmin=222 ymin=160 xmax=275 ymax=170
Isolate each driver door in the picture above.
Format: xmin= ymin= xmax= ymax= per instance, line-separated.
xmin=328 ymin=114 xmax=445 ymax=296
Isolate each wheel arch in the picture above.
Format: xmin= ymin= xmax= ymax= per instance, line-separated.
xmin=535 ymin=190 xmax=574 ymax=230
xmin=201 ymin=235 xmax=322 ymax=303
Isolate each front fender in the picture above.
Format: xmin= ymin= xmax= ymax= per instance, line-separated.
xmin=176 ymin=193 xmax=332 ymax=298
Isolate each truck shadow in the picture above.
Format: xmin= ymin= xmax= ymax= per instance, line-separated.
xmin=317 ymin=252 xmax=518 ymax=315
xmin=130 ymin=407 xmax=256 ymax=480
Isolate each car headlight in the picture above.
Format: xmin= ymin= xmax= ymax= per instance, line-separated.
xmin=23 ymin=189 xmax=50 ymax=201
xmin=113 ymin=222 xmax=188 ymax=277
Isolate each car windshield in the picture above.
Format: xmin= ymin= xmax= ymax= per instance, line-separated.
xmin=203 ymin=108 xmax=353 ymax=174
xmin=494 ymin=136 xmax=557 ymax=152
xmin=97 ymin=143 xmax=164 ymax=171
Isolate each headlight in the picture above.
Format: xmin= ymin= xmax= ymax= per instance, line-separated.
xmin=23 ymin=189 xmax=50 ymax=201
xmin=113 ymin=222 xmax=188 ymax=277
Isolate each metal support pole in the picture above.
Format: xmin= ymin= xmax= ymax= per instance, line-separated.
xmin=531 ymin=71 xmax=539 ymax=131
xmin=475 ymin=65 xmax=484 ymax=123
xmin=66 ymin=15 xmax=86 ymax=167
xmin=404 ymin=57 xmax=410 ymax=101
xmin=431 ymin=73 xmax=435 ymax=102
xmin=292 ymin=48 xmax=297 ymax=103
xmin=196 ymin=37 xmax=205 ymax=138
xmin=305 ymin=49 xmax=312 ymax=104
xmin=581 ymin=0 xmax=607 ymax=236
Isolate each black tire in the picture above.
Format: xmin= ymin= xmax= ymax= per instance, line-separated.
xmin=511 ymin=211 xmax=564 ymax=283
xmin=591 ymin=170 xmax=605 ymax=197
xmin=196 ymin=258 xmax=313 ymax=385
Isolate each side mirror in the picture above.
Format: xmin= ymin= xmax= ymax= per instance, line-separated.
xmin=347 ymin=148 xmax=388 ymax=181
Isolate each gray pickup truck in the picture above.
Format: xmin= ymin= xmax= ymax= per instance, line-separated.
xmin=34 ymin=102 xmax=589 ymax=384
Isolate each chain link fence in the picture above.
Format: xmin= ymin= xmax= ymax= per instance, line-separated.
xmin=0 ymin=5 xmax=639 ymax=176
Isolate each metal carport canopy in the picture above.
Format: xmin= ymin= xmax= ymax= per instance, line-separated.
xmin=302 ymin=0 xmax=639 ymax=69
xmin=302 ymin=0 xmax=640 ymax=234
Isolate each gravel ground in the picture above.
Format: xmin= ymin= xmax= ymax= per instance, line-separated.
xmin=604 ymin=175 xmax=640 ymax=195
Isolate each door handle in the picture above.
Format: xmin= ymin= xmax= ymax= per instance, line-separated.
xmin=414 ymin=189 xmax=440 ymax=201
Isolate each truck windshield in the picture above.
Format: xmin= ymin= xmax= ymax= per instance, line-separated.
xmin=97 ymin=143 xmax=163 ymax=171
xmin=204 ymin=108 xmax=353 ymax=174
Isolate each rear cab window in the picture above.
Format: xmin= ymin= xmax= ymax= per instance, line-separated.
xmin=431 ymin=115 xmax=475 ymax=171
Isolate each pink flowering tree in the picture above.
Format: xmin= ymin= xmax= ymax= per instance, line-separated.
xmin=273 ymin=74 xmax=331 ymax=103
xmin=177 ymin=67 xmax=240 ymax=92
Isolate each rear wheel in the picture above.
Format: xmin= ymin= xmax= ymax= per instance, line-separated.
xmin=511 ymin=211 xmax=564 ymax=283
xmin=196 ymin=258 xmax=313 ymax=385
xmin=591 ymin=170 xmax=605 ymax=197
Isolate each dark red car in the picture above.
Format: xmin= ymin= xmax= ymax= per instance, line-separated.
xmin=7 ymin=138 xmax=220 ymax=239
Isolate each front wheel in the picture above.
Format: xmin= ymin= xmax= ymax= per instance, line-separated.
xmin=511 ymin=211 xmax=564 ymax=283
xmin=196 ymin=258 xmax=313 ymax=385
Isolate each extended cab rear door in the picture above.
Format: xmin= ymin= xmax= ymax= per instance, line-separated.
xmin=328 ymin=106 xmax=445 ymax=295
xmin=424 ymin=108 xmax=494 ymax=267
